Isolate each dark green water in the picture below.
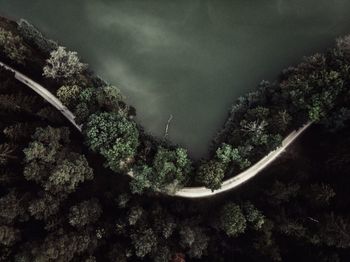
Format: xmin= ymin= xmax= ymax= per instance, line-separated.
xmin=1 ymin=0 xmax=350 ymax=157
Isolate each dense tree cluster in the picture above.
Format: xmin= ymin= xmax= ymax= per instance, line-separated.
xmin=0 ymin=67 xmax=101 ymax=261
xmin=84 ymin=112 xmax=140 ymax=172
xmin=130 ymin=146 xmax=192 ymax=194
xmin=0 ymin=27 xmax=29 ymax=64
xmin=23 ymin=126 xmax=93 ymax=194
xmin=196 ymin=143 xmax=251 ymax=190
xmin=17 ymin=19 xmax=58 ymax=54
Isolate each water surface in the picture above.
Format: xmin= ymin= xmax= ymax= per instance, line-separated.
xmin=1 ymin=0 xmax=350 ymax=157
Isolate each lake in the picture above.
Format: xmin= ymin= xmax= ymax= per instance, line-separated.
xmin=1 ymin=0 xmax=350 ymax=158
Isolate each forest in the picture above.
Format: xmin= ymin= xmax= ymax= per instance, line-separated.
xmin=0 ymin=16 xmax=350 ymax=261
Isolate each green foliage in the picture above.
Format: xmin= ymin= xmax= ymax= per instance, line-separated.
xmin=96 ymin=85 xmax=126 ymax=113
xmin=215 ymin=143 xmax=232 ymax=164
xmin=74 ymin=102 xmax=90 ymax=124
xmin=131 ymin=147 xmax=192 ymax=193
xmin=84 ymin=112 xmax=139 ymax=172
xmin=240 ymin=119 xmax=269 ymax=146
xmin=266 ymin=134 xmax=283 ymax=151
xmin=219 ymin=203 xmax=246 ymax=237
xmin=56 ymin=85 xmax=82 ymax=108
xmin=242 ymin=202 xmax=265 ymax=230
xmin=43 ymin=46 xmax=87 ymax=80
xmin=152 ymin=146 xmax=191 ymax=192
xmin=238 ymin=106 xmax=272 ymax=146
xmin=214 ymin=40 xmax=350 ymax=190
xmin=17 ymin=19 xmax=58 ymax=53
xmin=68 ymin=199 xmax=102 ymax=228
xmin=23 ymin=126 xmax=69 ymax=166
xmin=179 ymin=225 xmax=209 ymax=258
xmin=130 ymin=165 xmax=153 ymax=194
xmin=1 ymin=19 xmax=350 ymax=262
xmin=23 ymin=126 xmax=93 ymax=194
xmin=245 ymin=106 xmax=270 ymax=121
xmin=131 ymin=228 xmax=157 ymax=258
xmin=79 ymin=87 xmax=96 ymax=104
xmin=31 ymin=125 xmax=69 ymax=151
xmin=196 ymin=160 xmax=225 ymax=191
xmin=0 ymin=190 xmax=28 ymax=224
xmin=30 ymin=230 xmax=95 ymax=262
xmin=73 ymin=87 xmax=97 ymax=124
xmin=45 ymin=156 xmax=93 ymax=194
xmin=216 ymin=143 xmax=251 ymax=169
xmin=271 ymin=110 xmax=292 ymax=132
xmin=151 ymin=207 xmax=176 ymax=239
xmin=308 ymin=84 xmax=342 ymax=122
xmin=197 ymin=144 xmax=251 ymax=191
xmin=0 ymin=28 xmax=29 ymax=64
xmin=283 ymin=56 xmax=344 ymax=124
xmin=28 ymin=193 xmax=61 ymax=220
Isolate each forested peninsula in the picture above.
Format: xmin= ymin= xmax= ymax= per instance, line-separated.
xmin=0 ymin=16 xmax=350 ymax=261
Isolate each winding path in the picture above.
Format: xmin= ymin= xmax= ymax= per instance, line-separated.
xmin=175 ymin=123 xmax=310 ymax=197
xmin=0 ymin=61 xmax=81 ymax=131
xmin=0 ymin=62 xmax=311 ymax=198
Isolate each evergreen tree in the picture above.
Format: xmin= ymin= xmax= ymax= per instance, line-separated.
xmin=0 ymin=143 xmax=17 ymax=165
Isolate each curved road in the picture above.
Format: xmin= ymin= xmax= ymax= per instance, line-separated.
xmin=175 ymin=123 xmax=310 ymax=198
xmin=0 ymin=62 xmax=311 ymax=198
xmin=0 ymin=61 xmax=82 ymax=131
